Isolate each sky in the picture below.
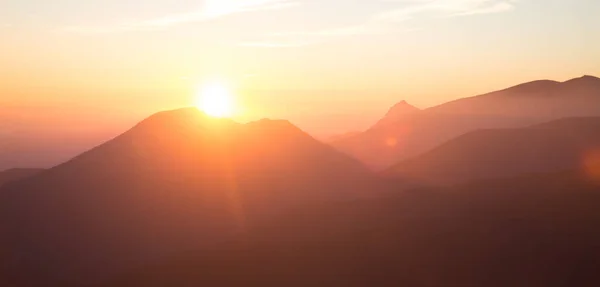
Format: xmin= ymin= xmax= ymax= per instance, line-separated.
xmin=1 ymin=0 xmax=600 ymax=138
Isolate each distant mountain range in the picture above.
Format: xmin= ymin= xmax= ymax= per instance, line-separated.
xmin=383 ymin=117 xmax=600 ymax=185
xmin=333 ymin=75 xmax=600 ymax=169
xmin=0 ymin=108 xmax=376 ymax=286
xmin=2 ymin=76 xmax=600 ymax=287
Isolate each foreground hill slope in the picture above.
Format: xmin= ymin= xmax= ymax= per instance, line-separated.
xmin=104 ymin=169 xmax=600 ymax=287
xmin=0 ymin=108 xmax=376 ymax=286
xmin=384 ymin=117 xmax=600 ymax=185
xmin=0 ymin=168 xmax=44 ymax=187
xmin=333 ymin=75 xmax=600 ymax=170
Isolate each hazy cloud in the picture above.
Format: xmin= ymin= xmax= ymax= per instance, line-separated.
xmin=141 ymin=0 xmax=299 ymax=27
xmin=63 ymin=0 xmax=300 ymax=34
xmin=63 ymin=0 xmax=518 ymax=44
xmin=378 ymin=0 xmax=519 ymax=22
xmin=241 ymin=0 xmax=518 ymax=48
xmin=237 ymin=24 xmax=396 ymax=48
xmin=239 ymin=38 xmax=314 ymax=48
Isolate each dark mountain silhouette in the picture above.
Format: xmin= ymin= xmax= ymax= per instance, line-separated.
xmin=383 ymin=117 xmax=600 ymax=185
xmin=333 ymin=75 xmax=600 ymax=170
xmin=0 ymin=107 xmax=376 ymax=286
xmin=102 ymin=169 xmax=600 ymax=287
xmin=0 ymin=168 xmax=44 ymax=187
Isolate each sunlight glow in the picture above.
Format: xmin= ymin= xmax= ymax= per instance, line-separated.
xmin=584 ymin=149 xmax=600 ymax=183
xmin=196 ymin=82 xmax=235 ymax=118
xmin=203 ymin=0 xmax=243 ymax=18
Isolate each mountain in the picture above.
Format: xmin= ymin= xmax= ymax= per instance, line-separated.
xmin=325 ymin=131 xmax=362 ymax=143
xmin=371 ymin=100 xmax=421 ymax=129
xmin=104 ymin=169 xmax=600 ymax=287
xmin=427 ymin=75 xmax=600 ymax=118
xmin=333 ymin=75 xmax=600 ymax=170
xmin=0 ymin=168 xmax=44 ymax=187
xmin=0 ymin=108 xmax=376 ymax=286
xmin=383 ymin=117 xmax=600 ymax=185
xmin=333 ymin=113 xmax=534 ymax=170
xmin=321 ymin=101 xmax=419 ymax=144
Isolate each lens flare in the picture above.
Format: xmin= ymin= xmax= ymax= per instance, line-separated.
xmin=584 ymin=149 xmax=600 ymax=183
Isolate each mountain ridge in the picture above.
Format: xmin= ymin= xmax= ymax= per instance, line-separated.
xmin=383 ymin=117 xmax=600 ymax=185
xmin=372 ymin=100 xmax=421 ymax=129
xmin=333 ymin=75 xmax=600 ymax=170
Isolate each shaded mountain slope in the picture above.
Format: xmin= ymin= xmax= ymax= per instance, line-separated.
xmin=0 ymin=168 xmax=44 ymax=187
xmin=103 ymin=169 xmax=600 ymax=287
xmin=384 ymin=117 xmax=600 ymax=185
xmin=0 ymin=108 xmax=376 ymax=286
xmin=333 ymin=113 xmax=534 ymax=169
xmin=333 ymin=75 xmax=600 ymax=170
xmin=325 ymin=131 xmax=362 ymax=143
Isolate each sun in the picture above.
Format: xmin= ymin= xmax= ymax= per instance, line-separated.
xmin=196 ymin=82 xmax=235 ymax=118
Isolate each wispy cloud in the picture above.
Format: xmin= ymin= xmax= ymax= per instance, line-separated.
xmin=237 ymin=20 xmax=393 ymax=48
xmin=238 ymin=24 xmax=375 ymax=47
xmin=241 ymin=0 xmax=518 ymax=48
xmin=451 ymin=1 xmax=516 ymax=16
xmin=63 ymin=0 xmax=518 ymax=43
xmin=239 ymin=40 xmax=313 ymax=48
xmin=141 ymin=0 xmax=299 ymax=28
xmin=378 ymin=0 xmax=519 ymax=22
xmin=63 ymin=0 xmax=300 ymax=34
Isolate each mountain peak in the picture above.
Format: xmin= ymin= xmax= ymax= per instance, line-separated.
xmin=144 ymin=107 xmax=210 ymax=123
xmin=577 ymin=75 xmax=599 ymax=81
xmin=560 ymin=75 xmax=600 ymax=91
xmin=135 ymin=107 xmax=237 ymax=132
xmin=386 ymin=100 xmax=420 ymax=116
xmin=371 ymin=100 xmax=420 ymax=129
xmin=563 ymin=75 xmax=600 ymax=84
xmin=392 ymin=100 xmax=414 ymax=108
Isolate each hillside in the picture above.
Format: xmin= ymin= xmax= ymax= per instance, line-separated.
xmin=0 ymin=168 xmax=44 ymax=187
xmin=384 ymin=117 xmax=600 ymax=185
xmin=333 ymin=75 xmax=600 ymax=170
xmin=103 ymin=169 xmax=600 ymax=287
xmin=0 ymin=107 xmax=376 ymax=286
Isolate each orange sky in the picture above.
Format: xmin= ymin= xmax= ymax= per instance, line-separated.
xmin=1 ymin=0 xmax=599 ymax=137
